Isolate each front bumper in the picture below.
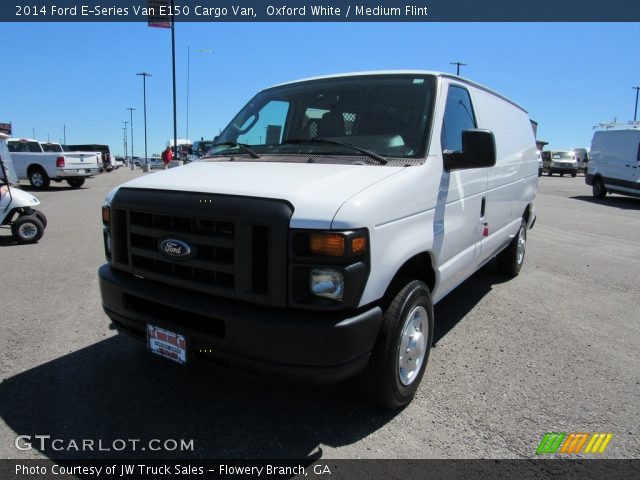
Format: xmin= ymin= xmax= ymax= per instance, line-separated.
xmin=99 ymin=264 xmax=383 ymax=383
xmin=548 ymin=164 xmax=578 ymax=174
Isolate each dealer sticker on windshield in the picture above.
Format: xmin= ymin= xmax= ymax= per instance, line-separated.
xmin=147 ymin=325 xmax=187 ymax=365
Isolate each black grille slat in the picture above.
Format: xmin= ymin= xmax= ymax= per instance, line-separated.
xmin=130 ymin=261 xmax=235 ymax=296
xmin=130 ymin=247 xmax=235 ymax=274
xmin=129 ymin=224 xmax=234 ymax=249
xmin=252 ymin=226 xmax=269 ymax=293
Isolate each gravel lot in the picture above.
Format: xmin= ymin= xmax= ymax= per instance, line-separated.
xmin=0 ymin=168 xmax=638 ymax=460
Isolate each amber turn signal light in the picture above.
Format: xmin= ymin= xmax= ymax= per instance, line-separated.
xmin=102 ymin=206 xmax=110 ymax=225
xmin=351 ymin=237 xmax=367 ymax=253
xmin=310 ymin=233 xmax=345 ymax=257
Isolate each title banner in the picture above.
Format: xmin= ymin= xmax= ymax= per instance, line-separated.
xmin=4 ymin=0 xmax=640 ymax=22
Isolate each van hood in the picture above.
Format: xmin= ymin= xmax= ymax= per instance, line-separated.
xmin=114 ymin=160 xmax=405 ymax=229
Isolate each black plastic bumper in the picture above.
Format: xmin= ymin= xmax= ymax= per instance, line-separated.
xmin=99 ymin=264 xmax=383 ymax=383
xmin=548 ymin=167 xmax=578 ymax=174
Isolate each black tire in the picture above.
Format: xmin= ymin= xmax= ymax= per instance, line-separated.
xmin=593 ymin=178 xmax=607 ymax=199
xmin=497 ymin=219 xmax=527 ymax=277
xmin=571 ymin=172 xmax=577 ymax=178
xmin=357 ymin=280 xmax=434 ymax=409
xmin=28 ymin=167 xmax=50 ymax=189
xmin=11 ymin=215 xmax=44 ymax=244
xmin=547 ymin=171 xmax=552 ymax=176
xmin=33 ymin=209 xmax=48 ymax=229
xmin=560 ymin=173 xmax=564 ymax=177
xmin=67 ymin=178 xmax=85 ymax=188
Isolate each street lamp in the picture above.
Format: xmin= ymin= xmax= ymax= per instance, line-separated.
xmin=136 ymin=72 xmax=152 ymax=166
xmin=633 ymin=86 xmax=640 ymax=123
xmin=450 ymin=61 xmax=467 ymax=76
xmin=127 ymin=107 xmax=136 ymax=161
xmin=123 ymin=121 xmax=128 ymax=159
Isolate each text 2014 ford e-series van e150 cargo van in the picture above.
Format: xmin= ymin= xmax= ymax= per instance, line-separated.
xmin=98 ymin=72 xmax=538 ymax=409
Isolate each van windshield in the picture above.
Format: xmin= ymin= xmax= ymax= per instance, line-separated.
xmin=206 ymin=74 xmax=436 ymax=163
xmin=552 ymin=152 xmax=574 ymax=159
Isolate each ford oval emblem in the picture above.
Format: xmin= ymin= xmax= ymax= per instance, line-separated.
xmin=159 ymin=238 xmax=192 ymax=259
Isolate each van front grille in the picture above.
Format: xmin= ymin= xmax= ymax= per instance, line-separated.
xmin=109 ymin=188 xmax=292 ymax=307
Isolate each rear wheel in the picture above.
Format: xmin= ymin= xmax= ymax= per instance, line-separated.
xmin=11 ymin=215 xmax=44 ymax=244
xmin=67 ymin=178 xmax=85 ymax=188
xmin=547 ymin=171 xmax=553 ymax=176
xmin=29 ymin=167 xmax=50 ymax=189
xmin=593 ymin=178 xmax=607 ymax=198
xmin=357 ymin=280 xmax=433 ymax=409
xmin=497 ymin=219 xmax=527 ymax=277
xmin=571 ymin=172 xmax=577 ymax=178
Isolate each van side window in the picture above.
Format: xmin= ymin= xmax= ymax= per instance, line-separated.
xmin=441 ymin=86 xmax=477 ymax=152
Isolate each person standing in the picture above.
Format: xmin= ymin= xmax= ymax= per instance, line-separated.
xmin=161 ymin=146 xmax=173 ymax=169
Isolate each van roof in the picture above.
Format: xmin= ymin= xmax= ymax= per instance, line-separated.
xmin=593 ymin=121 xmax=640 ymax=131
xmin=268 ymin=70 xmax=528 ymax=114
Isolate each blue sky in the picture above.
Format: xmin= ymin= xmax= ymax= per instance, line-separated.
xmin=2 ymin=22 xmax=639 ymax=156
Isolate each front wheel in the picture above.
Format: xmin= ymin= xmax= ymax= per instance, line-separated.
xmin=11 ymin=215 xmax=45 ymax=244
xmin=357 ymin=280 xmax=434 ymax=409
xmin=67 ymin=178 xmax=85 ymax=188
xmin=497 ymin=219 xmax=527 ymax=277
xmin=33 ymin=209 xmax=48 ymax=229
xmin=571 ymin=172 xmax=577 ymax=178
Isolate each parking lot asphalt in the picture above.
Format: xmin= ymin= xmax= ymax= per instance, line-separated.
xmin=0 ymin=168 xmax=638 ymax=460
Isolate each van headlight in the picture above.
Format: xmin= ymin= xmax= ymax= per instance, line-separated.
xmin=290 ymin=228 xmax=370 ymax=310
xmin=310 ymin=269 xmax=344 ymax=301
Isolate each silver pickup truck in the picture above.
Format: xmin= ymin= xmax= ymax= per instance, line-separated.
xmin=8 ymin=138 xmax=100 ymax=189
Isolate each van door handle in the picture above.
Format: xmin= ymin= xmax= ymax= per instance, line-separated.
xmin=480 ymin=197 xmax=486 ymax=218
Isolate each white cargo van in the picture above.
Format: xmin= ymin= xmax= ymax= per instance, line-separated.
xmin=99 ymin=72 xmax=538 ymax=408
xmin=587 ymin=125 xmax=640 ymax=199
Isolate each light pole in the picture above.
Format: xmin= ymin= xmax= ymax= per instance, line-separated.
xmin=450 ymin=61 xmax=467 ymax=76
xmin=123 ymin=121 xmax=128 ymax=159
xmin=127 ymin=107 xmax=135 ymax=160
xmin=136 ymin=72 xmax=151 ymax=166
xmin=633 ymin=86 xmax=640 ymax=122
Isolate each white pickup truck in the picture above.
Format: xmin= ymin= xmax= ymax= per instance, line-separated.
xmin=41 ymin=142 xmax=104 ymax=173
xmin=7 ymin=138 xmax=99 ymax=189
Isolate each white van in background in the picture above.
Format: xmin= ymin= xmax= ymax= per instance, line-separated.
xmin=586 ymin=125 xmax=640 ymax=199
xmin=573 ymin=147 xmax=589 ymax=174
xmin=99 ymin=71 xmax=538 ymax=409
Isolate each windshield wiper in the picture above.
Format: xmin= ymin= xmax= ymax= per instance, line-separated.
xmin=208 ymin=141 xmax=260 ymax=159
xmin=284 ymin=138 xmax=387 ymax=165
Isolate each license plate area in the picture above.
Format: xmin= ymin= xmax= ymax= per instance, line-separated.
xmin=147 ymin=324 xmax=187 ymax=365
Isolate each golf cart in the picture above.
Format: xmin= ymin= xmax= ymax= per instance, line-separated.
xmin=0 ymin=133 xmax=47 ymax=244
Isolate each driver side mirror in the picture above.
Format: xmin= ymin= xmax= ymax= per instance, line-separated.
xmin=443 ymin=129 xmax=496 ymax=172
